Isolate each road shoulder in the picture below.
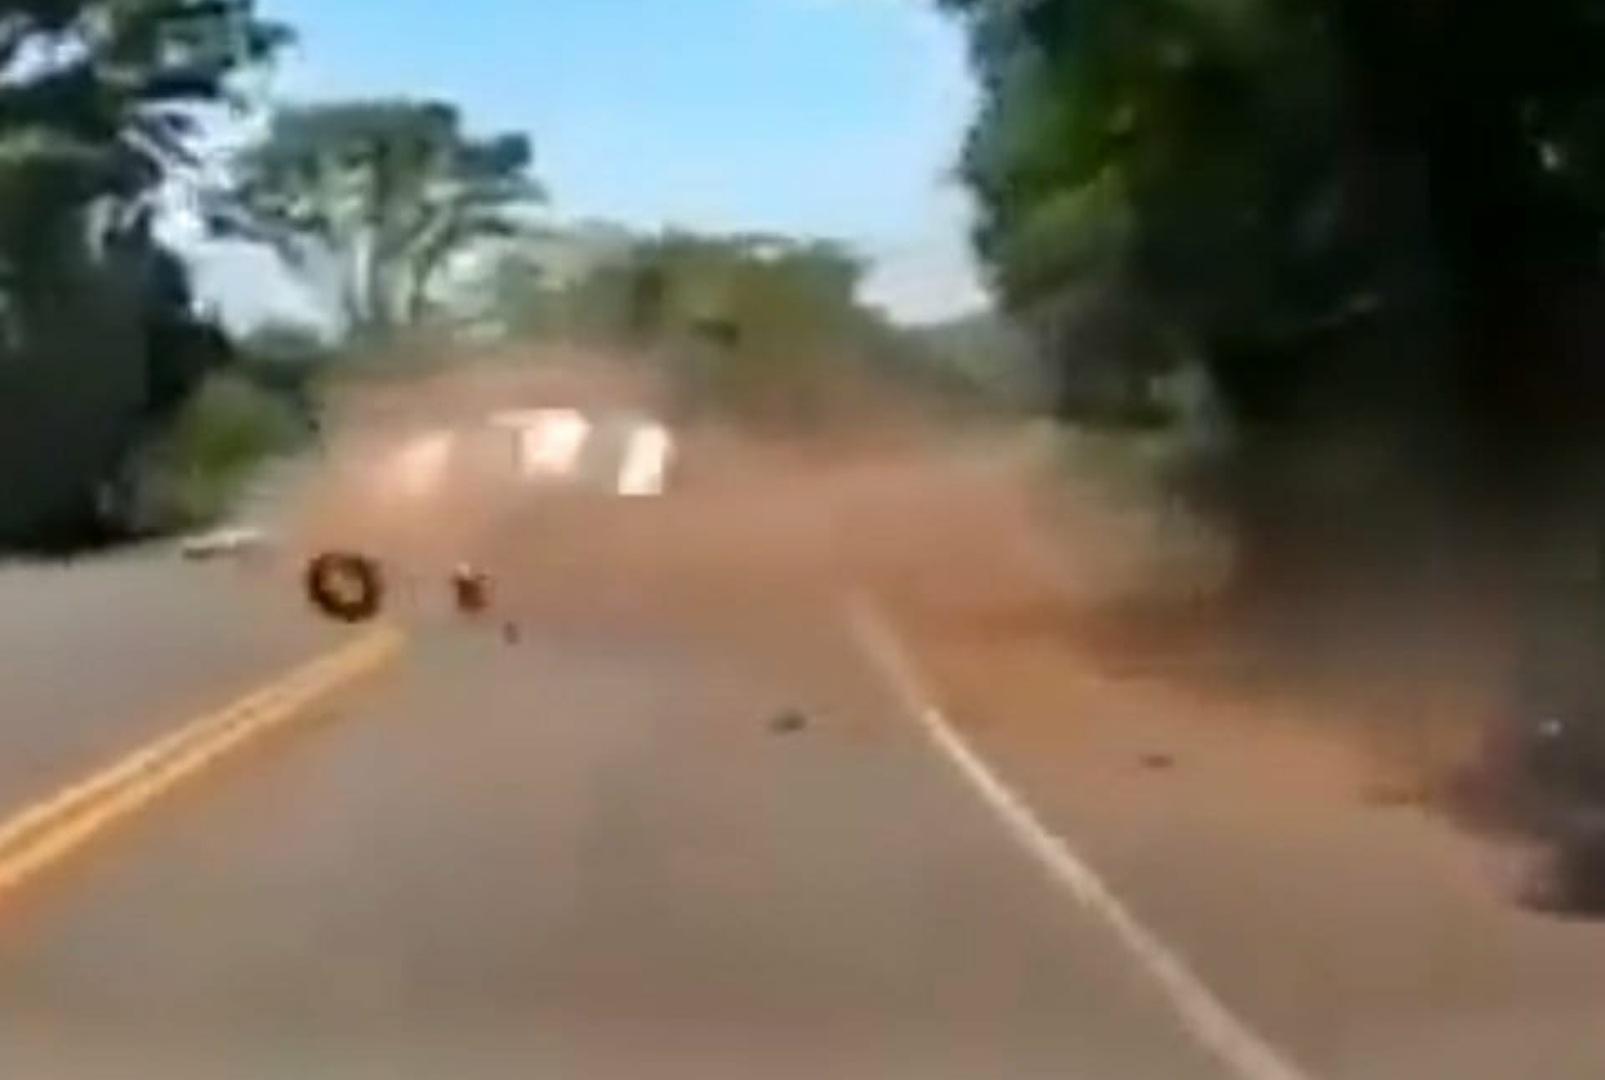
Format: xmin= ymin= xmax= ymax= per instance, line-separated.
xmin=891 ymin=600 xmax=1605 ymax=1080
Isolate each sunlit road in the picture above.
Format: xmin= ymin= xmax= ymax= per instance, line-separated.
xmin=0 ymin=547 xmax=345 ymax=821
xmin=9 ymin=414 xmax=1605 ymax=1078
xmin=0 ymin=587 xmax=1230 ymax=1077
xmin=8 ymin=414 xmax=1602 ymax=1079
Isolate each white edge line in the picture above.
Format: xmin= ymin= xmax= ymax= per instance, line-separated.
xmin=844 ymin=594 xmax=1316 ymax=1080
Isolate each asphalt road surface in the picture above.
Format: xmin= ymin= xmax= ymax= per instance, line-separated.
xmin=0 ymin=588 xmax=1231 ymax=1078
xmin=8 ymin=415 xmax=1594 ymax=1079
xmin=0 ymin=546 xmax=345 ymax=820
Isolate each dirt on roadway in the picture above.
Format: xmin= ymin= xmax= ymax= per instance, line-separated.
xmin=249 ymin=354 xmax=1605 ymax=1076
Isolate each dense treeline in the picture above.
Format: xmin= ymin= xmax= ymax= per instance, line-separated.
xmin=940 ymin=0 xmax=1605 ymax=596
xmin=0 ymin=0 xmax=288 ymax=548
xmin=0 ymin=2 xmax=1020 ymax=549
xmin=0 ymin=1 xmax=551 ymax=548
xmin=486 ymin=230 xmax=1031 ymax=426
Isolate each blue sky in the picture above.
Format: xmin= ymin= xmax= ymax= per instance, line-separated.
xmin=237 ymin=0 xmax=986 ymax=323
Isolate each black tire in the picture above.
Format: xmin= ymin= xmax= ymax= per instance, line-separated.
xmin=305 ymin=552 xmax=385 ymax=623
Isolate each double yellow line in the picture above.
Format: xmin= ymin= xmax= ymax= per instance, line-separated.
xmin=0 ymin=626 xmax=405 ymax=899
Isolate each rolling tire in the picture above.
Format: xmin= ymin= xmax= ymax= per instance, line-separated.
xmin=306 ymin=552 xmax=385 ymax=623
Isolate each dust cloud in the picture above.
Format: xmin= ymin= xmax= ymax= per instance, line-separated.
xmin=275 ymin=349 xmax=1522 ymax=843
xmin=282 ymin=352 xmax=1080 ymax=632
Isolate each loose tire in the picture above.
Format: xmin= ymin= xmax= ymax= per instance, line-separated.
xmin=305 ymin=552 xmax=385 ymax=623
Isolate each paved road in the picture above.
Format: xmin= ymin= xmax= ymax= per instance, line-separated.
xmin=9 ymin=429 xmax=1599 ymax=1079
xmin=0 ymin=546 xmax=345 ymax=817
xmin=0 ymin=598 xmax=1227 ymax=1078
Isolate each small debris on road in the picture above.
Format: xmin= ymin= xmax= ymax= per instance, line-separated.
xmin=1360 ymin=776 xmax=1427 ymax=808
xmin=451 ymin=563 xmax=491 ymax=614
xmin=501 ymin=621 xmax=522 ymax=645
xmin=1139 ymin=752 xmax=1175 ymax=771
xmin=180 ymin=526 xmax=268 ymax=560
xmin=769 ymin=709 xmax=809 ymax=735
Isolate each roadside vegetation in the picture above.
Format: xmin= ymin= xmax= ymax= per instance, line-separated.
xmin=8 ymin=0 xmax=1605 ymax=906
xmin=0 ymin=0 xmax=288 ymax=550
xmin=0 ymin=0 xmax=1026 ymax=551
xmin=940 ymin=0 xmax=1605 ymax=601
xmin=481 ymin=230 xmax=1031 ymax=430
xmin=938 ymin=0 xmax=1605 ymax=905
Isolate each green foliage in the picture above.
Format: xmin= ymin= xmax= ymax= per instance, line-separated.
xmin=944 ymin=0 xmax=1351 ymax=408
xmin=213 ymin=98 xmax=544 ymax=340
xmin=912 ymin=311 xmax=1043 ymax=409
xmin=234 ymin=319 xmax=332 ymax=403
xmin=0 ymin=0 xmax=288 ymax=279
xmin=0 ymin=0 xmax=288 ymax=549
xmin=945 ymin=0 xmax=1605 ymax=606
xmin=940 ymin=0 xmax=1605 ymax=612
xmin=121 ymin=371 xmax=309 ymax=532
xmin=505 ymin=230 xmax=927 ymax=427
xmin=169 ymin=372 xmax=306 ymax=476
xmin=482 ymin=250 xmax=546 ymax=336
xmin=490 ymin=226 xmax=1033 ymax=427
xmin=0 ymin=258 xmax=148 ymax=547
xmin=945 ymin=0 xmax=1605 ymax=447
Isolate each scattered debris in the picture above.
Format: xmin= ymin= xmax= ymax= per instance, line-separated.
xmin=1139 ymin=752 xmax=1175 ymax=771
xmin=1361 ymin=778 xmax=1427 ymax=808
xmin=769 ymin=709 xmax=809 ymax=735
xmin=180 ymin=526 xmax=268 ymax=560
xmin=451 ymin=563 xmax=491 ymax=614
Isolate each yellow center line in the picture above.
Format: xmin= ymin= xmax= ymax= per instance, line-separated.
xmin=0 ymin=626 xmax=406 ymax=899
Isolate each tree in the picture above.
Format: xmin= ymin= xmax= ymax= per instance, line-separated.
xmin=0 ymin=0 xmax=288 ymax=285
xmin=533 ymin=229 xmax=953 ymax=426
xmin=0 ymin=0 xmax=289 ymax=548
xmin=210 ymin=99 xmax=544 ymax=340
xmin=942 ymin=0 xmax=1605 ymax=589
xmin=941 ymin=0 xmax=1356 ymax=413
xmin=479 ymin=247 xmax=551 ymax=338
